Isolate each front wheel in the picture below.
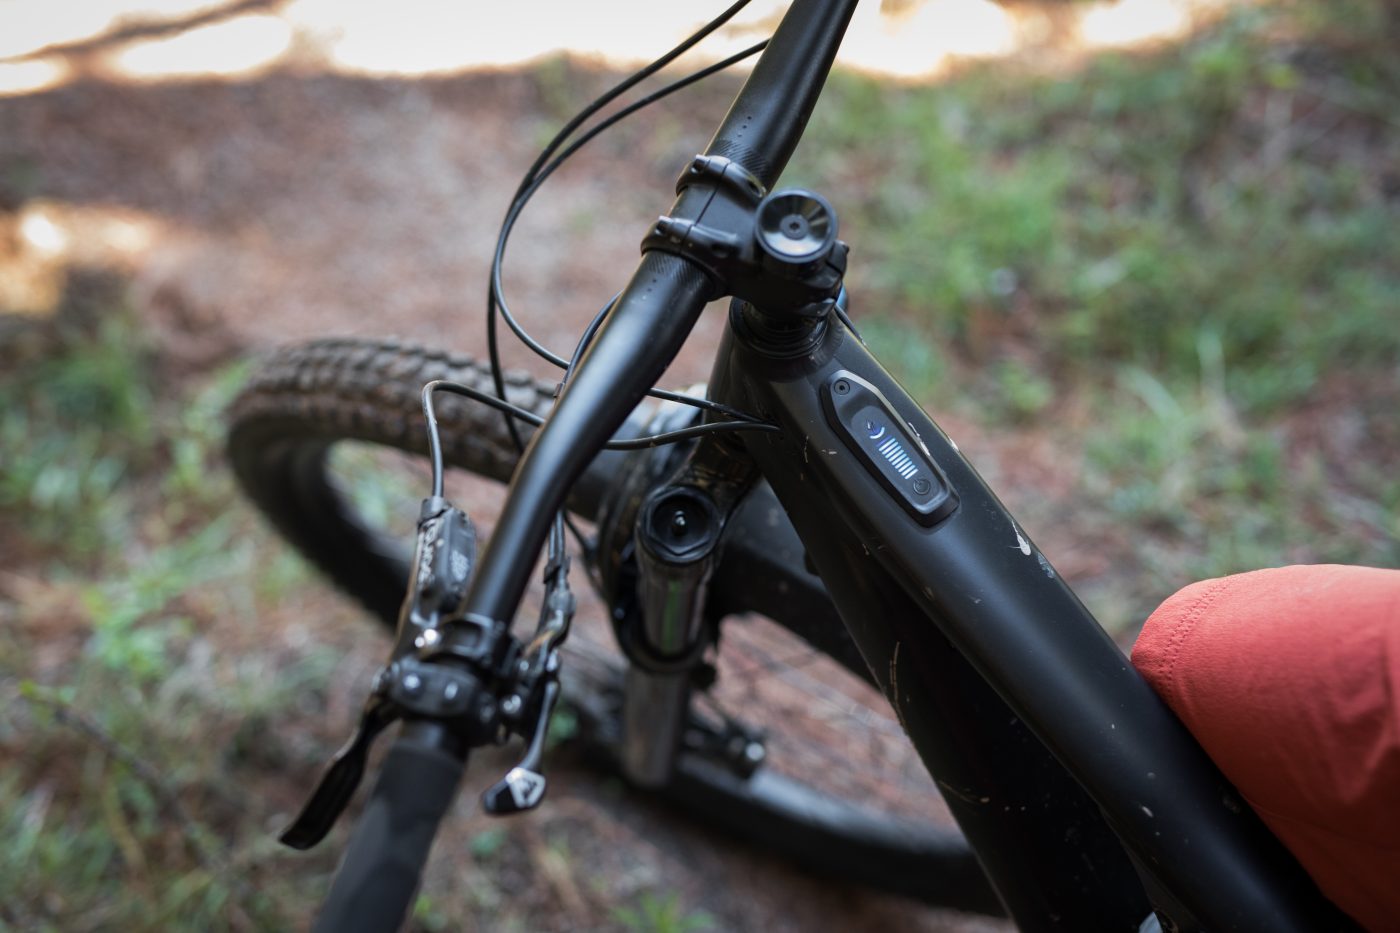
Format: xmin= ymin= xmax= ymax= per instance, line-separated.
xmin=227 ymin=337 xmax=1000 ymax=915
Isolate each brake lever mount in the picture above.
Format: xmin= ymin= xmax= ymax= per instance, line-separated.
xmin=279 ymin=494 xmax=573 ymax=849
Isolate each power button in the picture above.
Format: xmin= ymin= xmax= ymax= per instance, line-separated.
xmin=821 ymin=372 xmax=958 ymax=526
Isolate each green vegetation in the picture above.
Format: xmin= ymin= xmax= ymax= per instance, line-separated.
xmin=613 ymin=892 xmax=715 ymax=933
xmin=0 ymin=313 xmax=154 ymax=556
xmin=0 ymin=309 xmax=711 ymax=932
xmin=0 ymin=310 xmax=336 ymax=930
xmin=797 ymin=2 xmax=1399 ymax=405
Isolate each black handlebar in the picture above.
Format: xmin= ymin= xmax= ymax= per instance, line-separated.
xmin=312 ymin=724 xmax=467 ymax=933
xmin=460 ymin=250 xmax=714 ymax=626
xmin=704 ymin=0 xmax=857 ymax=189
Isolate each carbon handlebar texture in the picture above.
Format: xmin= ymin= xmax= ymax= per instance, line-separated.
xmin=312 ymin=730 xmax=466 ymax=933
xmin=704 ymin=0 xmax=857 ymax=189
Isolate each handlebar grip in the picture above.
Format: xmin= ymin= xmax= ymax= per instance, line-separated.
xmin=312 ymin=725 xmax=466 ymax=933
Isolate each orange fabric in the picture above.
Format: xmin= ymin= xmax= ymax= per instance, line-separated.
xmin=1131 ymin=565 xmax=1400 ymax=931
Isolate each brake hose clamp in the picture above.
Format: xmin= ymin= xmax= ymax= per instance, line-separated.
xmin=675 ymin=153 xmax=767 ymax=203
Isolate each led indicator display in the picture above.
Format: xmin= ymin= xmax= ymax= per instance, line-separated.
xmin=876 ymin=435 xmax=919 ymax=479
xmin=827 ymin=372 xmax=959 ymax=526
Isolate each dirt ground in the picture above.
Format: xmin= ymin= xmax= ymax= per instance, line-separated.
xmin=1 ymin=63 xmax=740 ymax=369
xmin=0 ymin=49 xmax=1028 ymax=933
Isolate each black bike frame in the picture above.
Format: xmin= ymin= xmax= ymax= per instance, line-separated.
xmin=706 ymin=302 xmax=1343 ymax=930
xmin=454 ymin=0 xmax=1351 ymax=928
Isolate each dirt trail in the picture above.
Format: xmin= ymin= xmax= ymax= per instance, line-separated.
xmin=1 ymin=65 xmax=739 ymax=377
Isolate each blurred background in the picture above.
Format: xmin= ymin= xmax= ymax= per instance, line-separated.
xmin=1 ymin=0 xmax=1396 ymax=929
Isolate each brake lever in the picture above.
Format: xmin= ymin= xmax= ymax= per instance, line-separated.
xmin=279 ymin=490 xmax=581 ymax=840
xmin=278 ymin=496 xmax=483 ymax=849
xmin=279 ymin=695 xmax=396 ymax=850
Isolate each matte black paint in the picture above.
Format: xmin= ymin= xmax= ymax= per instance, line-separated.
xmin=710 ymin=306 xmax=1347 ymax=931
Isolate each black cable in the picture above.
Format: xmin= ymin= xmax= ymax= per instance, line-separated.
xmin=423 ymin=370 xmax=776 ymax=573
xmin=422 ymin=380 xmax=448 ymax=500
xmin=490 ymin=39 xmax=771 ymax=374
xmin=561 ymin=295 xmax=615 ymax=383
xmin=485 ymin=40 xmax=772 ymax=448
xmin=511 ymin=0 xmax=754 ymax=216
xmin=564 ymin=294 xmax=764 ymax=425
xmin=608 ymin=419 xmax=779 ymax=448
xmin=555 ymin=290 xmax=751 ymax=559
xmin=487 ymin=1 xmax=759 ymax=448
xmin=486 ymin=34 xmax=771 ymax=450
xmin=420 ymin=380 xmax=779 ymax=500
xmin=546 ymin=512 xmax=567 ymax=595
xmin=465 ymin=2 xmax=770 ymax=645
xmin=421 ymin=373 xmax=585 ymax=610
xmin=650 ymin=386 xmax=763 ymax=424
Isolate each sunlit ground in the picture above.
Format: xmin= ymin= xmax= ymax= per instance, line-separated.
xmin=1 ymin=202 xmax=163 ymax=315
xmin=0 ymin=0 xmax=1238 ymax=314
xmin=2 ymin=0 xmax=1234 ymax=95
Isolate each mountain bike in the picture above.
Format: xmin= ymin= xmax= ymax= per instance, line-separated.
xmin=226 ymin=1 xmax=1361 ymax=929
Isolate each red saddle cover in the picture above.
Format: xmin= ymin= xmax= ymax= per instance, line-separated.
xmin=1131 ymin=564 xmax=1400 ymax=931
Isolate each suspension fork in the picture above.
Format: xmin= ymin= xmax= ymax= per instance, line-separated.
xmin=591 ymin=402 xmax=761 ymax=787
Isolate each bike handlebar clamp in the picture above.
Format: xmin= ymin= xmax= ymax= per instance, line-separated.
xmin=642 ymin=154 xmax=848 ymax=317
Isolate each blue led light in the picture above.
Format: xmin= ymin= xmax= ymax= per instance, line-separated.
xmin=876 ymin=435 xmax=919 ymax=479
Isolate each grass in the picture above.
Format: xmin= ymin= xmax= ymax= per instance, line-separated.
xmin=613 ymin=892 xmax=715 ymax=933
xmin=793 ymin=3 xmax=1399 ymax=404
xmin=0 ymin=307 xmax=736 ymax=932
xmin=0 ymin=313 xmax=153 ymax=557
xmin=0 ymin=0 xmax=1396 ymax=926
xmin=0 ymin=308 xmax=344 ymax=931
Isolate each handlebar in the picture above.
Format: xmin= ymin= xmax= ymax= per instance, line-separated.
xmin=704 ymin=0 xmax=856 ymax=189
xmin=461 ymin=251 xmax=714 ymax=625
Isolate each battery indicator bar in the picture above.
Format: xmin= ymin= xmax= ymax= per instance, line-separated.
xmin=876 ymin=436 xmax=919 ymax=480
xmin=829 ymin=374 xmax=959 ymax=526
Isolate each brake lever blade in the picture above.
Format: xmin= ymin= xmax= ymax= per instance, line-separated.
xmin=279 ymin=699 xmax=396 ymax=850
